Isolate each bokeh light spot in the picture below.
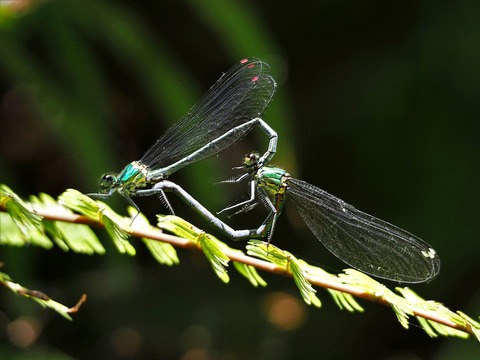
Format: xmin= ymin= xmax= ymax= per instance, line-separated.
xmin=109 ymin=327 xmax=142 ymax=357
xmin=264 ymin=292 xmax=307 ymax=330
xmin=7 ymin=317 xmax=40 ymax=348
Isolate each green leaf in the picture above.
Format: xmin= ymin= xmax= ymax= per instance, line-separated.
xmin=397 ymin=287 xmax=470 ymax=339
xmin=299 ymin=261 xmax=364 ymax=313
xmin=457 ymin=312 xmax=480 ymax=341
xmin=340 ymin=269 xmax=412 ymax=328
xmin=157 ymin=215 xmax=230 ymax=283
xmin=156 ymin=214 xmax=201 ymax=239
xmin=247 ymin=241 xmax=320 ymax=307
xmin=58 ymin=188 xmax=101 ymax=219
xmin=100 ymin=202 xmax=135 ymax=255
xmin=0 ymin=211 xmax=52 ymax=249
xmin=129 ymin=209 xmax=179 ymax=266
xmin=31 ymin=193 xmax=105 ymax=255
xmin=246 ymin=240 xmax=290 ymax=268
xmin=232 ymin=261 xmax=267 ymax=287
xmin=289 ymin=257 xmax=321 ymax=308
xmin=0 ymin=184 xmax=43 ymax=239
xmin=0 ymin=270 xmax=86 ymax=320
xmin=143 ymin=238 xmax=179 ymax=266
xmin=197 ymin=232 xmax=230 ymax=283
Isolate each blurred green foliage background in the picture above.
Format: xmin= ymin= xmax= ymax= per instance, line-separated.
xmin=1 ymin=0 xmax=480 ymax=359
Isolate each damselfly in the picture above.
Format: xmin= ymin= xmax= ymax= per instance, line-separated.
xmin=91 ymin=58 xmax=277 ymax=211
xmin=148 ymin=152 xmax=440 ymax=283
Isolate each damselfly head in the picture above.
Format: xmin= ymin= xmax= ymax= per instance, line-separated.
xmin=98 ymin=173 xmax=118 ymax=193
xmin=243 ymin=152 xmax=261 ymax=168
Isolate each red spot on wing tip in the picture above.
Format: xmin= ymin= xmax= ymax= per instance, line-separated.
xmin=240 ymin=58 xmax=256 ymax=69
xmin=251 ymin=75 xmax=259 ymax=82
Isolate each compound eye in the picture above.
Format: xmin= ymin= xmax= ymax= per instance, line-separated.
xmin=243 ymin=152 xmax=260 ymax=167
xmin=99 ymin=173 xmax=117 ymax=193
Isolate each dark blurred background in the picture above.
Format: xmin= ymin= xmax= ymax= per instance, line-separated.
xmin=1 ymin=0 xmax=480 ymax=359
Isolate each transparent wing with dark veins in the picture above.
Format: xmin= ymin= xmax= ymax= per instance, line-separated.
xmin=287 ymin=178 xmax=440 ymax=283
xmin=140 ymin=58 xmax=276 ymax=174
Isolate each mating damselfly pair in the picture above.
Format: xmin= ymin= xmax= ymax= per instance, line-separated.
xmin=90 ymin=57 xmax=440 ymax=284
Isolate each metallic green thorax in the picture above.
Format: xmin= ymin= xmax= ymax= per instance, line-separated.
xmin=255 ymin=166 xmax=289 ymax=194
xmin=255 ymin=166 xmax=290 ymax=213
xmin=116 ymin=161 xmax=149 ymax=195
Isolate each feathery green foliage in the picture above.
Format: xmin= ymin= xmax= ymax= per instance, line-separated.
xmin=0 ymin=269 xmax=86 ymax=321
xmin=157 ymin=214 xmax=266 ymax=285
xmin=0 ymin=183 xmax=479 ymax=342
